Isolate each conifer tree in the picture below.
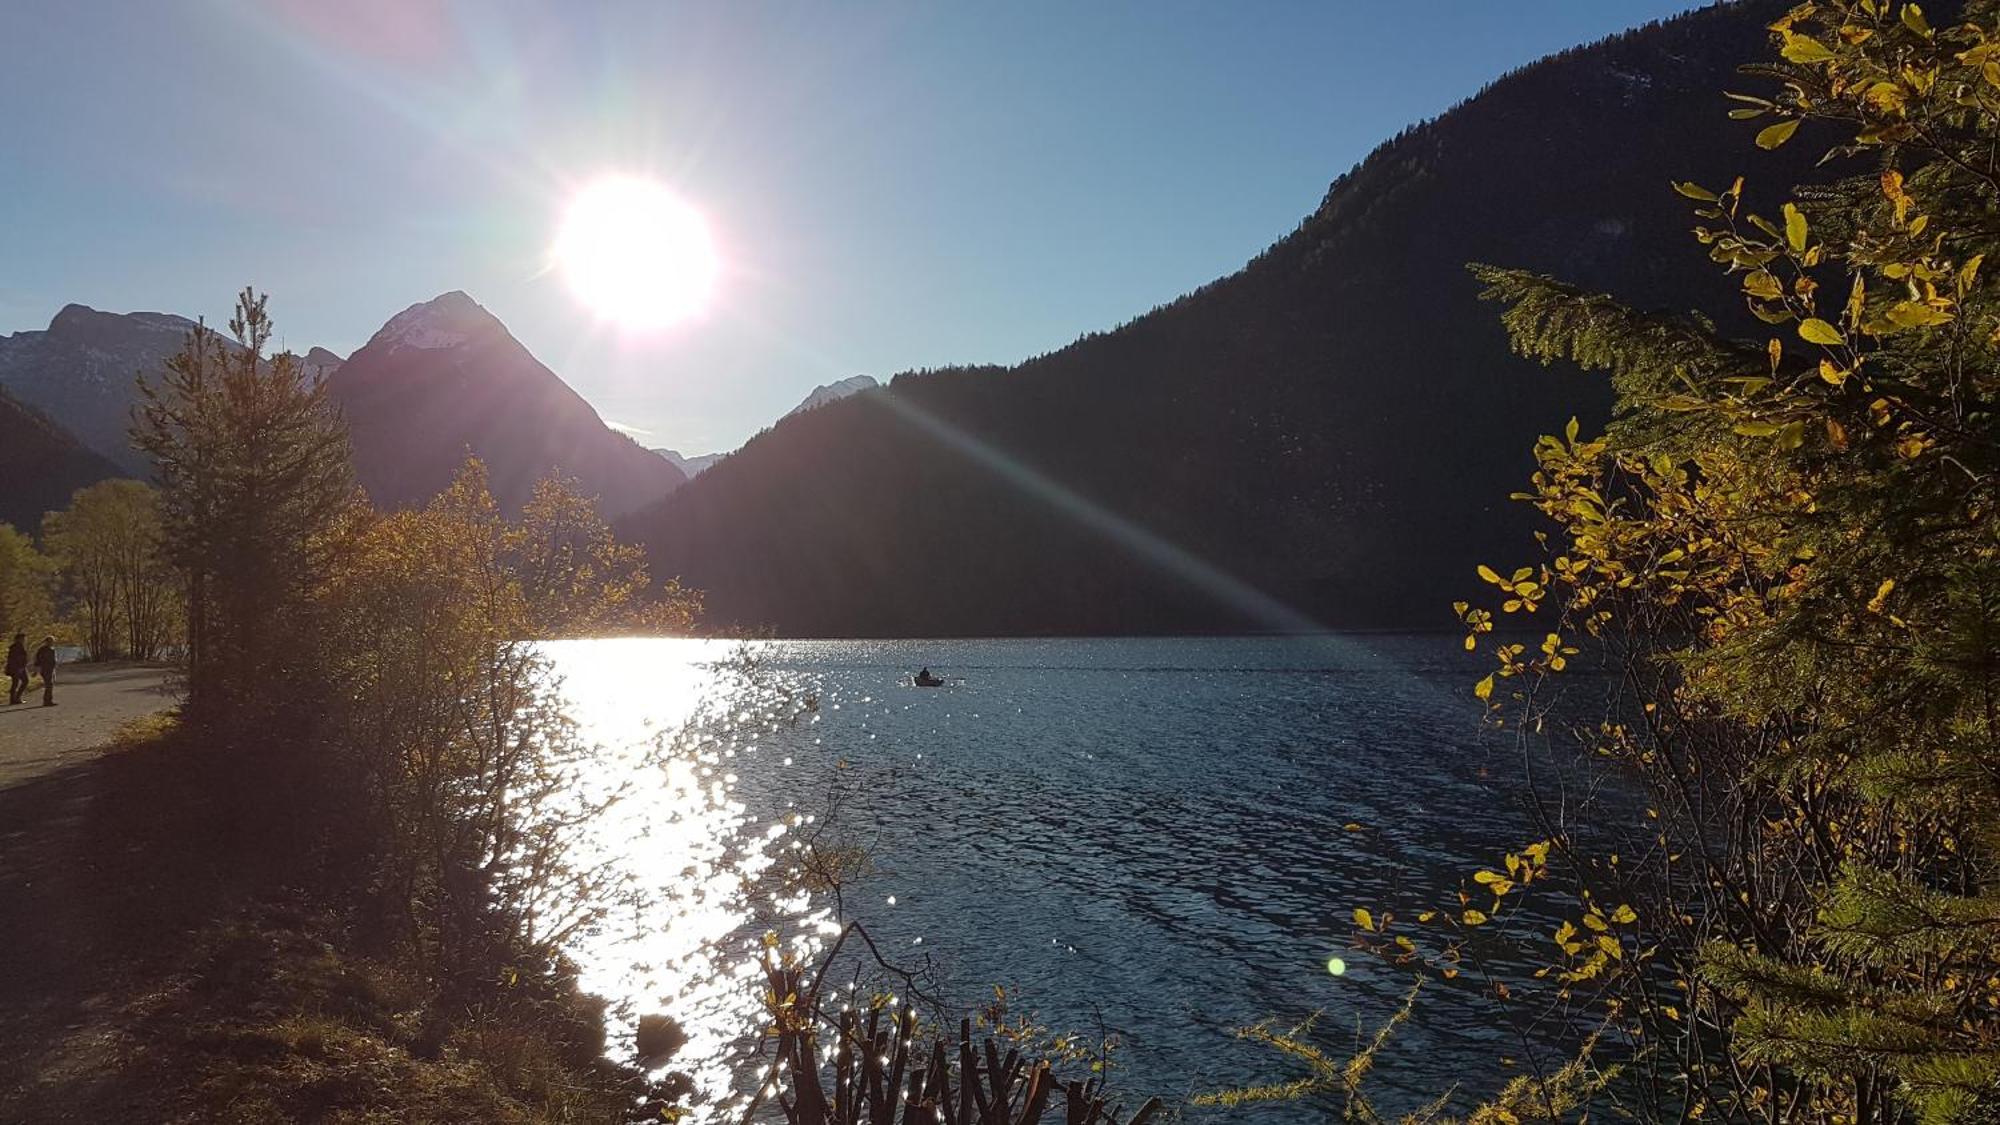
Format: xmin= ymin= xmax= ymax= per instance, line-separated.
xmin=135 ymin=288 xmax=351 ymax=718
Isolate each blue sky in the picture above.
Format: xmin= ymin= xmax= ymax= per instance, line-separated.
xmin=2 ymin=0 xmax=1703 ymax=454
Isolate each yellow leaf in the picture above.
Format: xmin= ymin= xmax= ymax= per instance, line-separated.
xmin=1779 ymin=35 xmax=1835 ymax=63
xmin=1756 ymin=119 xmax=1802 ymax=149
xmin=1477 ymin=564 xmax=1503 ymax=584
xmin=1353 ymin=906 xmax=1375 ymax=932
xmin=1868 ymin=578 xmax=1896 ymax=614
xmin=1474 ymin=675 xmax=1494 ymax=702
xmin=1799 ymin=318 xmax=1845 ymax=346
xmin=1611 ymin=903 xmax=1639 ymax=924
xmin=1462 ymin=909 xmax=1489 ymax=926
xmin=1597 ymin=934 xmax=1622 ymax=959
xmin=1886 ymin=300 xmax=1952 ymax=328
xmin=1782 ymin=202 xmax=1807 ymax=252
xmin=1819 ymin=359 xmax=1848 ymax=387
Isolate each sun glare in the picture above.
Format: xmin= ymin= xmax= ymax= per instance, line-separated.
xmin=554 ymin=176 xmax=718 ymax=330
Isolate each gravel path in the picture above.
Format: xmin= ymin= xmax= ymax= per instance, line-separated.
xmin=0 ymin=663 xmax=178 ymax=789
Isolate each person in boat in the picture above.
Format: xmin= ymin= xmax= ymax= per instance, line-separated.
xmin=915 ymin=667 xmax=944 ymax=687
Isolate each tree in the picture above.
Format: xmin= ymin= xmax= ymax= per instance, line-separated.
xmin=134 ymin=288 xmax=352 ymax=716
xmin=111 ymin=484 xmax=178 ymax=660
xmin=1437 ymin=2 xmax=2000 ymax=1119
xmin=509 ymin=472 xmax=700 ymax=636
xmin=42 ymin=480 xmax=177 ymax=661
xmin=42 ymin=487 xmax=122 ymax=660
xmin=316 ymin=458 xmax=682 ymax=974
xmin=0 ymin=523 xmax=54 ymax=643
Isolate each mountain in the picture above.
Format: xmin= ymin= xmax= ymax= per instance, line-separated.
xmin=299 ymin=346 xmax=344 ymax=383
xmin=0 ymin=304 xmax=208 ymax=473
xmin=0 ymin=386 xmax=124 ymax=531
xmin=0 ymin=294 xmax=680 ymax=518
xmin=621 ymin=0 xmax=1825 ymax=637
xmin=328 ymin=292 xmax=685 ymax=517
xmin=652 ymin=449 xmax=725 ymax=479
xmin=650 ymin=376 xmax=882 ymax=480
xmin=786 ymin=375 xmax=878 ymax=417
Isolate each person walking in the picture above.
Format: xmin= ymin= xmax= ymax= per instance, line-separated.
xmin=5 ymin=633 xmax=26 ymax=706
xmin=33 ymin=636 xmax=56 ymax=707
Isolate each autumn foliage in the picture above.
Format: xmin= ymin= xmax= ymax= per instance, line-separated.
xmin=1376 ymin=2 xmax=2000 ymax=1120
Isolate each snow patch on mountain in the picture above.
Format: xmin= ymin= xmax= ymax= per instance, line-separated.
xmin=786 ymin=374 xmax=878 ymax=416
xmin=366 ymin=291 xmax=494 ymax=353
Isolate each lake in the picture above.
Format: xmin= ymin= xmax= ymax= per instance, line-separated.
xmin=538 ymin=635 xmax=1577 ymax=1122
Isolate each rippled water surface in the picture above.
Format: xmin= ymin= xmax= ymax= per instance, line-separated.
xmin=540 ymin=635 xmax=1559 ymax=1120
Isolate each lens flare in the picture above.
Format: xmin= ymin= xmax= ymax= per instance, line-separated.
xmin=554 ymin=176 xmax=718 ymax=329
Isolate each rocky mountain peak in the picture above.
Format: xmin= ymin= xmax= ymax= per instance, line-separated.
xmin=364 ymin=291 xmax=502 ymax=355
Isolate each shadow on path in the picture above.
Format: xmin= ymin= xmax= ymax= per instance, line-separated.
xmin=0 ymin=729 xmax=264 ymax=1120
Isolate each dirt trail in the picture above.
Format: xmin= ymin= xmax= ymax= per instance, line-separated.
xmin=0 ymin=663 xmax=214 ymax=1121
xmin=0 ymin=663 xmax=177 ymax=789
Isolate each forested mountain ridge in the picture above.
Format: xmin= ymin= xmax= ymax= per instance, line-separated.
xmin=621 ymin=0 xmax=1826 ymax=636
xmin=652 ymin=376 xmax=881 ymax=479
xmin=0 ymin=385 xmax=124 ymax=530
xmin=328 ymin=291 xmax=686 ymax=517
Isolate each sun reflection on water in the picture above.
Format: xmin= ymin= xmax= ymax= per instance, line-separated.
xmin=534 ymin=638 xmax=833 ymax=1121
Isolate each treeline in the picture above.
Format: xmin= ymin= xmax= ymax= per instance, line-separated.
xmin=113 ymin=289 xmax=699 ymax=1118
xmin=0 ymin=478 xmax=178 ymax=661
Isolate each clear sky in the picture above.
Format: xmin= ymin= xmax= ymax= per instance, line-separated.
xmin=2 ymin=0 xmax=1704 ymax=455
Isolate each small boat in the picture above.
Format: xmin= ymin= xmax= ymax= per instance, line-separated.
xmin=913 ymin=669 xmax=945 ymax=688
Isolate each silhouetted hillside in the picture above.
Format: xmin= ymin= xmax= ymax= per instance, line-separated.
xmin=622 ymin=0 xmax=1827 ymax=636
xmin=329 ymin=292 xmax=685 ymax=517
xmin=0 ymin=387 xmax=124 ymax=531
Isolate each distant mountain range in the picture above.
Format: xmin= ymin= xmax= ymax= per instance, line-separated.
xmin=651 ymin=449 xmax=725 ymax=480
xmin=0 ymin=304 xmax=220 ymax=475
xmin=619 ymin=0 xmax=1824 ymax=636
xmin=650 ymin=375 xmax=879 ymax=479
xmin=0 ymin=292 xmax=684 ymax=524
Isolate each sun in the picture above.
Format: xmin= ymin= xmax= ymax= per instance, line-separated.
xmin=553 ymin=176 xmax=719 ymax=330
